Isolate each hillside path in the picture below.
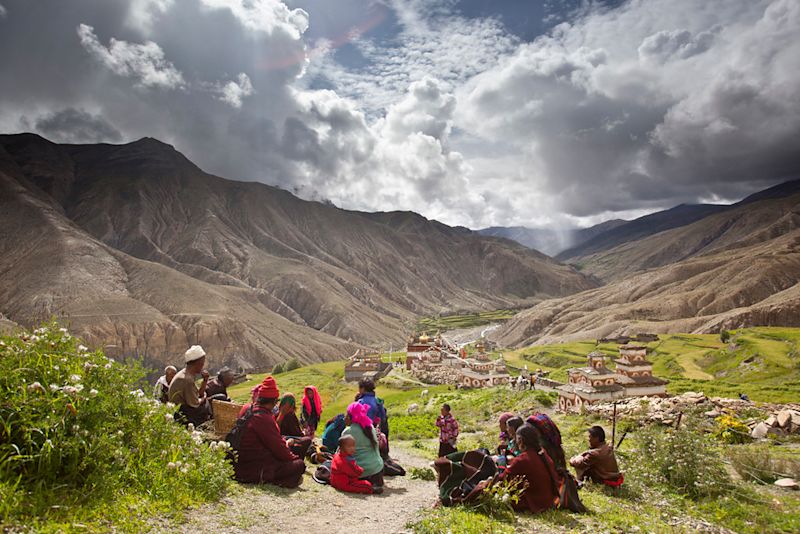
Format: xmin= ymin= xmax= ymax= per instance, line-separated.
xmin=176 ymin=444 xmax=438 ymax=534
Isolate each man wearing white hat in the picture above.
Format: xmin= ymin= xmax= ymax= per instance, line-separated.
xmin=168 ymin=345 xmax=211 ymax=426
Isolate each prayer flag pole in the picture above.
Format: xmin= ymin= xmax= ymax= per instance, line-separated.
xmin=611 ymin=401 xmax=617 ymax=450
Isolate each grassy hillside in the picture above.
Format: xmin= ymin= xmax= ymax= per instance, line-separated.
xmin=502 ymin=327 xmax=800 ymax=403
xmin=228 ymin=348 xmax=800 ymax=533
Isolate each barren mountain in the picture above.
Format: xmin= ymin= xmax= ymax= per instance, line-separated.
xmin=0 ymin=133 xmax=595 ymax=370
xmin=562 ymin=186 xmax=800 ymax=282
xmin=477 ymin=219 xmax=627 ymax=256
xmin=495 ymin=202 xmax=800 ymax=347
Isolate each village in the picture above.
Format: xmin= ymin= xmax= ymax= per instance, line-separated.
xmin=343 ymin=330 xmax=670 ymax=413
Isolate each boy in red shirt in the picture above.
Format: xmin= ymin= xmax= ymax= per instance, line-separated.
xmin=330 ymin=435 xmax=373 ymax=494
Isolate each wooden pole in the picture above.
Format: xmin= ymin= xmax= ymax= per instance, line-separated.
xmin=676 ymin=412 xmax=683 ymax=430
xmin=611 ymin=401 xmax=617 ymax=450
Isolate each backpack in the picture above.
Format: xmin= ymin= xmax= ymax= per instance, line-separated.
xmin=225 ymin=405 xmax=256 ymax=454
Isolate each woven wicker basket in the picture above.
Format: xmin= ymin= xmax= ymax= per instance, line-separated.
xmin=212 ymin=399 xmax=243 ymax=437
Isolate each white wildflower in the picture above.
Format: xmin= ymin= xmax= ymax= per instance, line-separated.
xmin=165 ymin=413 xmax=174 ymax=422
xmin=30 ymin=335 xmax=40 ymax=342
xmin=63 ymin=385 xmax=78 ymax=396
xmin=117 ymin=430 xmax=124 ymax=438
xmin=50 ymin=384 xmax=60 ymax=392
xmin=77 ymin=345 xmax=88 ymax=352
xmin=166 ymin=402 xmax=175 ymax=409
xmin=180 ymin=466 xmax=188 ymax=474
xmin=209 ymin=442 xmax=218 ymax=451
xmin=175 ymin=460 xmax=183 ymax=467
xmin=53 ymin=365 xmax=59 ymax=371
xmin=72 ymin=424 xmax=80 ymax=432
xmin=75 ymin=384 xmax=84 ymax=392
xmin=84 ymin=362 xmax=96 ymax=371
xmin=187 ymin=423 xmax=195 ymax=432
xmin=89 ymin=388 xmax=98 ymax=397
xmin=70 ymin=374 xmax=81 ymax=383
xmin=167 ymin=462 xmax=176 ymax=469
xmin=105 ymin=363 xmax=112 ymax=370
xmin=501 ymin=494 xmax=510 ymax=503
xmin=27 ymin=382 xmax=44 ymax=393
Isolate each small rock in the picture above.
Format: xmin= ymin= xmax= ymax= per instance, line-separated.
xmin=704 ymin=410 xmax=721 ymax=418
xmin=774 ymin=478 xmax=799 ymax=490
xmin=766 ymin=415 xmax=778 ymax=427
xmin=752 ymin=422 xmax=771 ymax=439
xmin=777 ymin=410 xmax=793 ymax=428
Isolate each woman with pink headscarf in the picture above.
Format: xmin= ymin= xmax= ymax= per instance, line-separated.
xmin=341 ymin=402 xmax=385 ymax=493
xmin=301 ymin=385 xmax=323 ymax=437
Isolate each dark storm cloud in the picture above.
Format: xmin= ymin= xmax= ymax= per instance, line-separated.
xmin=32 ymin=108 xmax=123 ymax=143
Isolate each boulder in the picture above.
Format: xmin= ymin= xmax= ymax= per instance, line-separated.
xmin=774 ymin=478 xmax=799 ymax=490
xmin=765 ymin=415 xmax=778 ymax=427
xmin=704 ymin=410 xmax=721 ymax=418
xmin=751 ymin=422 xmax=771 ymax=439
xmin=777 ymin=410 xmax=793 ymax=428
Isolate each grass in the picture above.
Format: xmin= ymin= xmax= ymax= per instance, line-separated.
xmin=497 ymin=328 xmax=800 ymax=402
xmin=415 ymin=309 xmax=518 ymax=333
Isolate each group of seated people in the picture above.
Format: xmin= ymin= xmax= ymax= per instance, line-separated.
xmin=435 ymin=410 xmax=622 ymax=515
xmin=229 ymin=375 xmax=391 ymax=494
xmin=153 ymin=345 xmax=236 ymax=426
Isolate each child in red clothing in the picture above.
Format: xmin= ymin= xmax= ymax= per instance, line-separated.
xmin=330 ymin=435 xmax=373 ymax=495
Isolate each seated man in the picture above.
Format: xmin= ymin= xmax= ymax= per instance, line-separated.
xmin=569 ymin=425 xmax=623 ymax=485
xmin=206 ymin=367 xmax=234 ymax=401
xmin=153 ymin=365 xmax=177 ymax=404
xmin=168 ymin=345 xmax=212 ymax=427
xmin=233 ymin=377 xmax=306 ymax=488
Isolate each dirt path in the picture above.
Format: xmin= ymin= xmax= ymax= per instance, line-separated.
xmin=176 ymin=444 xmax=437 ymax=534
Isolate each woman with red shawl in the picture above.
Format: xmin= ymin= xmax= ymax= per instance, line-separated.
xmin=301 ymin=385 xmax=323 ymax=437
xmin=276 ymin=392 xmax=312 ymax=458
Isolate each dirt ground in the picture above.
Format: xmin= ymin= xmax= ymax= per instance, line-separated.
xmin=175 ymin=444 xmax=438 ymax=534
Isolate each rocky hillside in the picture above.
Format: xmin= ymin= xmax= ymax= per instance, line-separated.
xmin=0 ymin=133 xmax=595 ymax=370
xmin=495 ymin=218 xmax=800 ymax=347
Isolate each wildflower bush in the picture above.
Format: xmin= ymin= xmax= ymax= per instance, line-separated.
xmin=712 ymin=413 xmax=752 ymax=444
xmin=624 ymin=425 xmax=731 ymax=500
xmin=408 ymin=467 xmax=436 ymax=481
xmin=728 ymin=444 xmax=800 ymax=484
xmin=0 ymin=323 xmax=233 ymax=530
xmin=467 ymin=477 xmax=527 ymax=522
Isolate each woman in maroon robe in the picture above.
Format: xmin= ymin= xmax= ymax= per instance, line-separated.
xmin=233 ymin=377 xmax=306 ymax=488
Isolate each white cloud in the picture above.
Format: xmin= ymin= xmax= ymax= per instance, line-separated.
xmin=125 ymin=0 xmax=175 ymax=34
xmin=198 ymin=0 xmax=308 ymax=39
xmin=215 ymin=72 xmax=254 ymax=108
xmin=457 ymin=0 xmax=800 ymax=218
xmin=77 ymin=23 xmax=185 ymax=89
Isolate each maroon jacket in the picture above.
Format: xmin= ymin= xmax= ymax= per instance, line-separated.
xmin=234 ymin=403 xmax=299 ymax=483
xmin=499 ymin=449 xmax=558 ymax=514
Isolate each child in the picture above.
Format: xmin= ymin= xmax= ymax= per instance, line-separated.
xmin=505 ymin=416 xmax=525 ymax=458
xmin=301 ymin=385 xmax=323 ymax=437
xmin=497 ymin=412 xmax=515 ymax=454
xmin=435 ymin=403 xmax=460 ymax=457
xmin=330 ymin=435 xmax=373 ymax=495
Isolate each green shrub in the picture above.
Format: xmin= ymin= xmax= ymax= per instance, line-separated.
xmin=720 ymin=330 xmax=732 ymax=343
xmin=272 ymin=362 xmax=285 ymax=374
xmin=729 ymin=444 xmax=800 ymax=484
xmin=0 ymin=323 xmax=233 ymax=530
xmin=409 ymin=467 xmax=436 ymax=481
xmin=625 ymin=426 xmax=731 ymax=499
xmin=283 ymin=358 xmax=301 ymax=372
xmin=712 ymin=413 xmax=752 ymax=444
xmin=392 ymin=414 xmax=439 ymax=440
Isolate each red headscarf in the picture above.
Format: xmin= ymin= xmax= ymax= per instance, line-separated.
xmin=302 ymin=385 xmax=322 ymax=417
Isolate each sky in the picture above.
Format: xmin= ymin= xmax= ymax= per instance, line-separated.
xmin=0 ymin=0 xmax=798 ymax=230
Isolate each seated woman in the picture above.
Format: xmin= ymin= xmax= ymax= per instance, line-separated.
xmin=232 ymin=377 xmax=306 ymax=488
xmin=276 ymin=392 xmax=312 ymax=459
xmin=496 ymin=424 xmax=559 ymax=514
xmin=526 ymin=413 xmax=567 ymax=471
xmin=505 ymin=416 xmax=525 ymax=458
xmin=341 ymin=402 xmax=385 ymax=494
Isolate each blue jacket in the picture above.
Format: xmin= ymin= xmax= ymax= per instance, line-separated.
xmin=358 ymin=392 xmax=387 ymax=428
